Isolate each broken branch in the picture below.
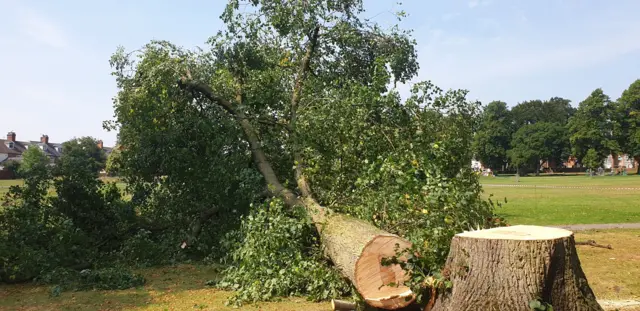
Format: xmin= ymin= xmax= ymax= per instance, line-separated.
xmin=576 ymin=240 xmax=613 ymax=249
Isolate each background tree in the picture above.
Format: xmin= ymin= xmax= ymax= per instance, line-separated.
xmin=508 ymin=122 xmax=568 ymax=176
xmin=105 ymin=145 xmax=122 ymax=177
xmin=616 ymin=79 xmax=640 ymax=171
xmin=18 ymin=147 xmax=52 ymax=198
xmin=472 ymin=101 xmax=512 ymax=171
xmin=510 ymin=97 xmax=574 ymax=129
xmin=582 ymin=148 xmax=602 ymax=176
xmin=19 ymin=147 xmax=50 ymax=178
xmin=53 ymin=137 xmax=107 ymax=175
xmin=568 ymin=88 xmax=619 ymax=166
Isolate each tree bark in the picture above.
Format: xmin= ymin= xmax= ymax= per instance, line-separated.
xmin=431 ymin=225 xmax=603 ymax=311
xmin=332 ymin=299 xmax=357 ymax=311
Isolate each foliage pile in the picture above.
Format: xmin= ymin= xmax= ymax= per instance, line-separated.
xmin=211 ymin=198 xmax=351 ymax=305
xmin=474 ymin=80 xmax=640 ymax=174
xmin=39 ymin=267 xmax=145 ymax=293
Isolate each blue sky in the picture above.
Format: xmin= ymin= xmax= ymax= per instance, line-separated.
xmin=1 ymin=0 xmax=639 ymax=146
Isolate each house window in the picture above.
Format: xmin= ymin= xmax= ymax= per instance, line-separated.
xmin=40 ymin=145 xmax=46 ymax=151
xmin=57 ymin=147 xmax=62 ymax=152
xmin=7 ymin=142 xmax=14 ymax=149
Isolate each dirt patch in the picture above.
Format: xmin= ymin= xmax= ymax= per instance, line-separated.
xmin=599 ymin=299 xmax=640 ymax=310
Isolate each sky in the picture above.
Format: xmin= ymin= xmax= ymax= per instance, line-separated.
xmin=1 ymin=0 xmax=639 ymax=147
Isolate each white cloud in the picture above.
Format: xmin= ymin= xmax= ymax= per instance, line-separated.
xmin=16 ymin=6 xmax=69 ymax=49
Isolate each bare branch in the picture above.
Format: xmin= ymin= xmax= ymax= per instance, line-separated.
xmin=290 ymin=25 xmax=321 ymax=198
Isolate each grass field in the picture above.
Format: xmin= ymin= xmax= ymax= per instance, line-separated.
xmin=481 ymin=175 xmax=640 ymax=225
xmin=3 ymin=175 xmax=640 ymax=225
xmin=1 ymin=229 xmax=637 ymax=311
xmin=0 ymin=178 xmax=125 ymax=197
xmin=482 ymin=174 xmax=640 ymax=187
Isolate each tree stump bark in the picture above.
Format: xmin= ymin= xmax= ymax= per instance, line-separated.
xmin=431 ymin=225 xmax=604 ymax=311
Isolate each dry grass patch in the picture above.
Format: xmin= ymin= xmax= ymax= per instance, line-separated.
xmin=1 ymin=230 xmax=638 ymax=311
xmin=575 ymin=229 xmax=640 ymax=302
xmin=0 ymin=265 xmax=328 ymax=311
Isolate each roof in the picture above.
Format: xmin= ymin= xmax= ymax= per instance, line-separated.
xmin=0 ymin=139 xmax=29 ymax=156
xmin=1 ymin=135 xmax=112 ymax=161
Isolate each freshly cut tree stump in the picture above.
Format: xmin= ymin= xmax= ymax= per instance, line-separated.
xmin=431 ymin=225 xmax=604 ymax=311
xmin=320 ymin=214 xmax=415 ymax=310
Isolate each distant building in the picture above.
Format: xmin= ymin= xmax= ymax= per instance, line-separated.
xmin=603 ymin=154 xmax=636 ymax=169
xmin=0 ymin=131 xmax=112 ymax=175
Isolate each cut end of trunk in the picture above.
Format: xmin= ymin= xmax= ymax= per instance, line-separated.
xmin=355 ymin=235 xmax=415 ymax=309
xmin=457 ymin=224 xmax=573 ymax=240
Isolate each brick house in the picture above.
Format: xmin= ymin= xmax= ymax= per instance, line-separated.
xmin=0 ymin=131 xmax=112 ymax=177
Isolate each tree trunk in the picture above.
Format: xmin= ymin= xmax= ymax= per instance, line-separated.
xmin=431 ymin=225 xmax=603 ymax=311
xmin=305 ymin=199 xmax=415 ymax=309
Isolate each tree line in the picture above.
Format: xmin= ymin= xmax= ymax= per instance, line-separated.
xmin=472 ymin=79 xmax=640 ymax=174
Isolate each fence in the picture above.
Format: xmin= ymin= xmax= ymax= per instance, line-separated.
xmin=0 ymin=169 xmax=15 ymax=180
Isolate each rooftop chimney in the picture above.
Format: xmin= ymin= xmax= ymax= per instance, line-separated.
xmin=41 ymin=134 xmax=49 ymax=144
xmin=97 ymin=140 xmax=104 ymax=149
xmin=6 ymin=131 xmax=16 ymax=142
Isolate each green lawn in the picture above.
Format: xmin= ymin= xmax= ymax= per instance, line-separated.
xmin=482 ymin=175 xmax=640 ymax=225
xmin=0 ymin=178 xmax=126 ymax=197
xmin=4 ymin=175 xmax=640 ymax=226
xmin=481 ymin=174 xmax=640 ymax=187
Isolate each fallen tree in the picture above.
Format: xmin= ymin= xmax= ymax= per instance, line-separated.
xmin=171 ymin=4 xmax=418 ymax=306
xmin=178 ymin=74 xmax=416 ymax=309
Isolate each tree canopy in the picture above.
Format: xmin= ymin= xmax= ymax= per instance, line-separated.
xmin=510 ymin=97 xmax=574 ymax=129
xmin=616 ymin=79 xmax=640 ymax=163
xmin=568 ymin=88 xmax=619 ymax=164
xmin=508 ymin=122 xmax=568 ymax=175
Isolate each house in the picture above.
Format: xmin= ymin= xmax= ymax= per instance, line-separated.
xmin=0 ymin=131 xmax=112 ymax=173
xmin=0 ymin=132 xmax=63 ymax=165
